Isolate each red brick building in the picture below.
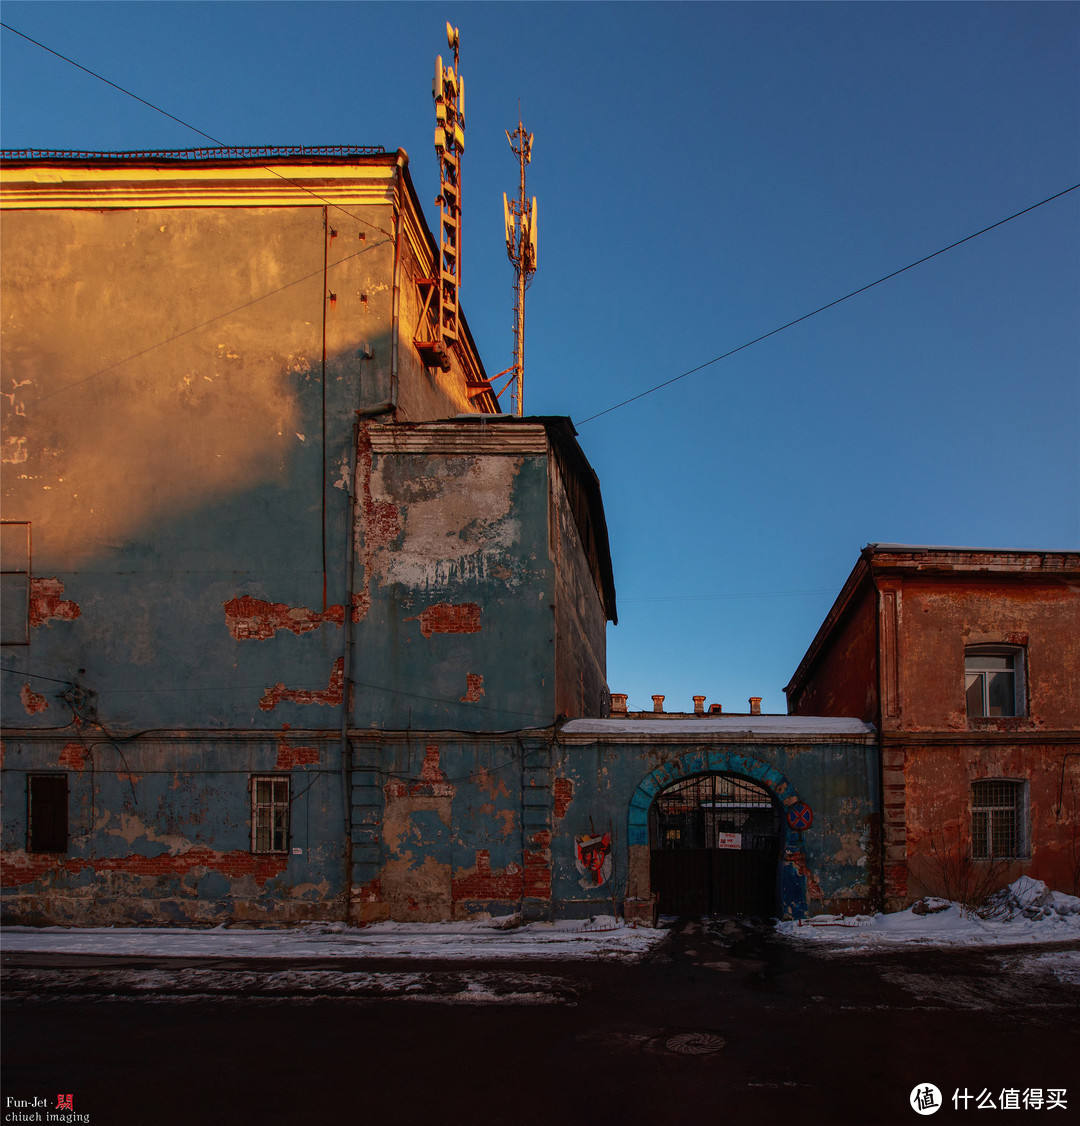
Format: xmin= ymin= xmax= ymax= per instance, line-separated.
xmin=785 ymin=545 xmax=1080 ymax=909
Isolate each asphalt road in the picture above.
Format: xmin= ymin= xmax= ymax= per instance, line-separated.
xmin=3 ymin=919 xmax=1078 ymax=1126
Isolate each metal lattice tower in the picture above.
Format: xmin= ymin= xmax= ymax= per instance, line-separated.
xmin=433 ymin=25 xmax=464 ymax=349
xmin=503 ymin=122 xmax=537 ymax=417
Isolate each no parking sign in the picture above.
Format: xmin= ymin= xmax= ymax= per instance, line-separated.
xmin=786 ymin=801 xmax=813 ymax=831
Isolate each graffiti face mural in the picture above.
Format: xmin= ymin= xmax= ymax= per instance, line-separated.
xmin=575 ymin=832 xmax=612 ymax=889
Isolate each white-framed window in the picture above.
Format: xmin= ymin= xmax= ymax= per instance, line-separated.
xmin=1 ymin=521 xmax=30 ymax=645
xmin=251 ymin=775 xmax=290 ymax=853
xmin=965 ymin=645 xmax=1025 ymax=718
xmin=971 ymin=779 xmax=1027 ymax=859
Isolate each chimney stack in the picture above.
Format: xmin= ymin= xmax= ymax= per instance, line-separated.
xmin=709 ymin=703 xmax=723 ymax=715
xmin=749 ymin=697 xmax=762 ymax=716
xmin=693 ymin=696 xmax=706 ymax=715
xmin=610 ymin=692 xmax=628 ymax=716
xmin=652 ymin=695 xmax=665 ymax=714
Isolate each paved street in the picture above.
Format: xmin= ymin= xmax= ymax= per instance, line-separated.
xmin=3 ymin=919 xmax=1078 ymax=1125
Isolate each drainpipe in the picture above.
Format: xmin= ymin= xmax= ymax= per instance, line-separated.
xmin=339 ymin=418 xmax=359 ymax=920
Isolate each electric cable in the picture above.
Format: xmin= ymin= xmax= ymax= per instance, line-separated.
xmin=0 ymin=21 xmax=396 ymax=239
xmin=30 ymin=239 xmax=390 ymax=405
xmin=577 ymin=182 xmax=1080 ymax=425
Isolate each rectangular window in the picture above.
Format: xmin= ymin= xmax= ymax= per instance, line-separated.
xmin=28 ymin=774 xmax=68 ymax=853
xmin=251 ymin=775 xmax=290 ymax=853
xmin=1 ymin=522 xmax=30 ymax=645
xmin=965 ymin=646 xmax=1024 ymax=718
xmin=971 ymin=780 xmax=1026 ymax=859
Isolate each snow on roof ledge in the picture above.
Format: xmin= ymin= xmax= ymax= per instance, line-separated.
xmin=560 ymin=716 xmax=876 ymax=738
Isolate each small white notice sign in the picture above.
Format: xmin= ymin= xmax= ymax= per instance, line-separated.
xmin=716 ymin=832 xmax=742 ymax=850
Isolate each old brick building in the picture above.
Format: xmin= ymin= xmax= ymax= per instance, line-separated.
xmin=1 ymin=147 xmax=879 ymax=927
xmin=786 ymin=545 xmax=1080 ymax=908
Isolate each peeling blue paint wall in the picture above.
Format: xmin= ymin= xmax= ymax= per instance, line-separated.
xmin=1 ymin=734 xmax=346 ymax=925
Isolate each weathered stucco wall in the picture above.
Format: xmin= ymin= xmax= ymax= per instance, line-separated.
xmin=787 ymin=578 xmax=878 ymax=722
xmin=551 ymin=454 xmax=609 ymax=719
xmin=352 ymin=426 xmax=556 ymax=731
xmin=887 ymin=578 xmax=1080 ymax=733
xmin=1 ymin=160 xmax=497 ymax=738
xmin=3 ymin=198 xmax=378 ymax=732
xmin=1 ymin=732 xmax=346 ymax=925
xmin=902 ymin=742 xmax=1080 ymax=900
xmin=345 ymin=730 xmax=880 ymax=924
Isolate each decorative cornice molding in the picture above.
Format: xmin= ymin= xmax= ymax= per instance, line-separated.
xmin=366 ymin=420 xmax=550 ymax=456
xmin=0 ymin=162 xmax=398 ymax=210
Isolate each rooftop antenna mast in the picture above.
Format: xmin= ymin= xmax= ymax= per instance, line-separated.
xmin=419 ymin=22 xmax=465 ymax=372
xmin=503 ymin=120 xmax=537 ymax=417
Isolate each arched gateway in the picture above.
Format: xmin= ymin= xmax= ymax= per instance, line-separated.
xmin=626 ymin=749 xmax=810 ymax=919
xmin=650 ymin=773 xmax=781 ymax=915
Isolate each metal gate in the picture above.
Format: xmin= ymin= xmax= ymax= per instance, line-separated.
xmin=649 ymin=773 xmax=781 ymax=917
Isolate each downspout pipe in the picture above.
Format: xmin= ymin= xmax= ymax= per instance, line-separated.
xmin=339 ymin=416 xmax=359 ymax=921
xmin=340 ymin=156 xmax=407 ymax=916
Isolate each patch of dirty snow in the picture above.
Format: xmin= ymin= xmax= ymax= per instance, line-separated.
xmin=1 ymin=914 xmax=664 ymax=962
xmin=776 ymin=878 xmax=1080 ymax=952
xmin=2 ymin=966 xmax=583 ymax=1005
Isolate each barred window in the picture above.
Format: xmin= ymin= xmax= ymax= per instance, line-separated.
xmin=965 ymin=646 xmax=1024 ymax=718
xmin=251 ymin=775 xmax=290 ymax=853
xmin=971 ymin=780 xmax=1027 ymax=859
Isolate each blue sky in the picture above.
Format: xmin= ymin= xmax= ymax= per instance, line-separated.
xmin=3 ymin=1 xmax=1077 ymax=715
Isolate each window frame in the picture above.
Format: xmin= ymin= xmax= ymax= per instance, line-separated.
xmin=250 ymin=774 xmax=290 ymax=854
xmin=964 ymin=644 xmax=1026 ymax=719
xmin=1 ymin=521 xmax=31 ymax=646
xmin=970 ymin=778 xmax=1028 ymax=860
xmin=27 ymin=773 xmax=69 ymax=853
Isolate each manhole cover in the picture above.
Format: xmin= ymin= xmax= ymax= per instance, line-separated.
xmin=664 ymin=1031 xmax=726 ymax=1055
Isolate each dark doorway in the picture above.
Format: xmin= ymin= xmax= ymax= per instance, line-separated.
xmin=649 ymin=773 xmax=780 ymax=916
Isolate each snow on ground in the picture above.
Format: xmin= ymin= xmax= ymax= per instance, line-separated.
xmin=777 ymin=878 xmax=1080 ymax=953
xmin=0 ymin=914 xmax=665 ymax=962
xmin=0 ymin=966 xmax=587 ymax=1006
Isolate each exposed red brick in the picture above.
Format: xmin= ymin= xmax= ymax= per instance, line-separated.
xmin=406 ymin=602 xmax=481 ymax=639
xmin=352 ymin=422 xmax=400 ymax=627
xmin=1 ymin=847 xmax=288 ymax=889
xmin=28 ymin=578 xmax=80 ymax=627
xmin=522 ymin=830 xmax=552 ymax=899
xmin=459 ymin=673 xmax=485 ymax=703
xmin=406 ymin=745 xmax=454 ymax=797
xmin=259 ymin=657 xmax=344 ymax=711
xmin=20 ymin=684 xmax=48 ymax=715
xmin=452 ymin=849 xmax=524 ymax=902
xmin=788 ymin=849 xmax=824 ymax=902
xmin=275 ymin=727 xmax=320 ymax=769
xmin=58 ymin=742 xmax=88 ymax=770
xmin=355 ymin=877 xmax=383 ymax=903
xmin=553 ymin=777 xmax=573 ymax=820
xmin=223 ymin=596 xmax=344 ymax=641
xmin=365 ymin=499 xmax=401 ymax=551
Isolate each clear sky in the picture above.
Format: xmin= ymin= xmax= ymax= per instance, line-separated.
xmin=2 ymin=2 xmax=1077 ymax=715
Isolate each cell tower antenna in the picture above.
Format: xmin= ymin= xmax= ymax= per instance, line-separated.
xmin=503 ymin=119 xmax=537 ymax=417
xmin=417 ymin=23 xmax=466 ymax=373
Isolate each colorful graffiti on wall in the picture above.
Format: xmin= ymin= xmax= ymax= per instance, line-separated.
xmin=575 ymin=831 xmax=612 ymax=889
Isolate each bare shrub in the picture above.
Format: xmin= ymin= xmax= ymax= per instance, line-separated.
xmin=925 ymin=824 xmax=1013 ymax=918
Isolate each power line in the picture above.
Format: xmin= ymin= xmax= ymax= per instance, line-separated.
xmin=32 ymin=240 xmax=390 ymax=404
xmin=0 ymin=21 xmax=394 ymax=238
xmin=577 ymin=183 xmax=1080 ymax=426
xmin=0 ymin=21 xmax=222 ymax=144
